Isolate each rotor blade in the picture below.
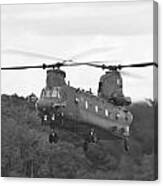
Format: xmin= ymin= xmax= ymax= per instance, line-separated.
xmin=121 ymin=70 xmax=144 ymax=79
xmin=64 ymin=62 xmax=102 ymax=68
xmin=1 ymin=61 xmax=158 ymax=70
xmin=119 ymin=62 xmax=158 ymax=69
xmin=67 ymin=61 xmax=158 ymax=70
xmin=4 ymin=49 xmax=65 ymax=62
xmin=1 ymin=62 xmax=99 ymax=70
xmin=64 ymin=60 xmax=119 ymax=67
xmin=1 ymin=65 xmax=43 ymax=70
xmin=65 ymin=62 xmax=100 ymax=67
xmin=1 ymin=63 xmax=65 ymax=70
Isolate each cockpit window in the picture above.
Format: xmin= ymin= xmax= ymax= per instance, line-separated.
xmin=46 ymin=90 xmax=51 ymax=97
xmin=41 ymin=87 xmax=61 ymax=98
xmin=51 ymin=89 xmax=57 ymax=97
xmin=51 ymin=88 xmax=61 ymax=98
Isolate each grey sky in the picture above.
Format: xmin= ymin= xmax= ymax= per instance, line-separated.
xmin=1 ymin=1 xmax=155 ymax=101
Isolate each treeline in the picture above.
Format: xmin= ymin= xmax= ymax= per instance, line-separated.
xmin=1 ymin=94 xmax=157 ymax=180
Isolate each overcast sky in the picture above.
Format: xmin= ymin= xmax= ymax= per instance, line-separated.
xmin=1 ymin=1 xmax=156 ymax=101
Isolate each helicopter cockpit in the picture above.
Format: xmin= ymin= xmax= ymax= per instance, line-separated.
xmin=41 ymin=87 xmax=61 ymax=99
xmin=36 ymin=86 xmax=66 ymax=114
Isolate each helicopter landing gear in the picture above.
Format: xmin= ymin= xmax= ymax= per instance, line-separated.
xmin=83 ymin=128 xmax=99 ymax=151
xmin=49 ymin=129 xmax=59 ymax=144
xmin=123 ymin=137 xmax=129 ymax=152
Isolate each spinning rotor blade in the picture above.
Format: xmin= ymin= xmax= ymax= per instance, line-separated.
xmin=4 ymin=49 xmax=65 ymax=62
xmin=121 ymin=70 xmax=144 ymax=79
xmin=70 ymin=47 xmax=115 ymax=60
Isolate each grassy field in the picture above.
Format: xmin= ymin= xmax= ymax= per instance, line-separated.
xmin=1 ymin=94 xmax=157 ymax=180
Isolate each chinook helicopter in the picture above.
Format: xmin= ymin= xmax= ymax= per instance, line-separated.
xmin=1 ymin=50 xmax=158 ymax=151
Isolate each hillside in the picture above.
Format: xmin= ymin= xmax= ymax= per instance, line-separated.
xmin=1 ymin=94 xmax=157 ymax=180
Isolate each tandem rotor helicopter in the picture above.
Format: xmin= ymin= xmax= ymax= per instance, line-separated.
xmin=1 ymin=49 xmax=158 ymax=151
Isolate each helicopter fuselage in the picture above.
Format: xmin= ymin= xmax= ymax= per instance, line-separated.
xmin=36 ymin=84 xmax=133 ymax=140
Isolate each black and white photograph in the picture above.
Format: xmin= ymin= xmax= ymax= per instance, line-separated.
xmin=1 ymin=0 xmax=158 ymax=180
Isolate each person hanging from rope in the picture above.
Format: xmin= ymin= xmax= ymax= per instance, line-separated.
xmin=49 ymin=129 xmax=58 ymax=143
xmin=88 ymin=128 xmax=98 ymax=143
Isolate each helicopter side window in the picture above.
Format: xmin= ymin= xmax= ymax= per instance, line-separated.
xmin=117 ymin=79 xmax=122 ymax=88
xmin=85 ymin=101 xmax=88 ymax=109
xmin=95 ymin=105 xmax=98 ymax=113
xmin=105 ymin=109 xmax=109 ymax=117
xmin=75 ymin=97 xmax=79 ymax=104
